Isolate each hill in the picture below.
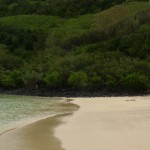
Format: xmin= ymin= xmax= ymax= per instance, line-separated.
xmin=0 ymin=1 xmax=150 ymax=96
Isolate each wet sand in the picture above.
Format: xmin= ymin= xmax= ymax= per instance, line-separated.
xmin=56 ymin=96 xmax=150 ymax=150
xmin=1 ymin=96 xmax=150 ymax=150
xmin=0 ymin=114 xmax=68 ymax=150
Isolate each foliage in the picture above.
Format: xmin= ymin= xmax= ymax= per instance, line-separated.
xmin=121 ymin=73 xmax=149 ymax=91
xmin=0 ymin=25 xmax=47 ymax=52
xmin=0 ymin=0 xmax=132 ymax=18
xmin=0 ymin=1 xmax=150 ymax=93
xmin=89 ymin=73 xmax=104 ymax=89
xmin=68 ymin=71 xmax=88 ymax=88
xmin=44 ymin=71 xmax=62 ymax=88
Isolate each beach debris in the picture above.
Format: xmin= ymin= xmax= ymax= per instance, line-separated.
xmin=126 ymin=99 xmax=136 ymax=101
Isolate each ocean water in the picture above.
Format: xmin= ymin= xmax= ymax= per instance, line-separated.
xmin=0 ymin=94 xmax=74 ymax=134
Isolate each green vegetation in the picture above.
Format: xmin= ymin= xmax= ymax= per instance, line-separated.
xmin=0 ymin=0 xmax=134 ymax=18
xmin=0 ymin=1 xmax=150 ymax=94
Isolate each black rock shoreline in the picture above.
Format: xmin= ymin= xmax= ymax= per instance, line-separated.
xmin=0 ymin=88 xmax=149 ymax=97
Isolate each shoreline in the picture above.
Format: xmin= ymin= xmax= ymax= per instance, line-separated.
xmin=0 ymin=113 xmax=71 ymax=150
xmin=1 ymin=96 xmax=150 ymax=150
xmin=0 ymin=96 xmax=64 ymax=135
xmin=0 ymin=95 xmax=78 ymax=136
xmin=0 ymin=98 xmax=79 ymax=150
xmin=1 ymin=88 xmax=150 ymax=97
xmin=0 ymin=113 xmax=64 ymax=136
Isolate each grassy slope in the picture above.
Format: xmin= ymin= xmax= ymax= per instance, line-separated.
xmin=0 ymin=15 xmax=64 ymax=30
xmin=0 ymin=2 xmax=149 ymax=31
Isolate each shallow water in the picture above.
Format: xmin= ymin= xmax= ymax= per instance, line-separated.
xmin=0 ymin=94 xmax=71 ymax=134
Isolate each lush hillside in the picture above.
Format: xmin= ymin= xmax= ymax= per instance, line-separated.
xmin=0 ymin=1 xmax=150 ymax=95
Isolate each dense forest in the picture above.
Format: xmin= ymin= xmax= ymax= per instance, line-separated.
xmin=0 ymin=0 xmax=150 ymax=96
xmin=0 ymin=0 xmax=138 ymax=17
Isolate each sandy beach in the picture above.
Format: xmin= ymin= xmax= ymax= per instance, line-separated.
xmin=1 ymin=96 xmax=150 ymax=150
xmin=55 ymin=96 xmax=150 ymax=150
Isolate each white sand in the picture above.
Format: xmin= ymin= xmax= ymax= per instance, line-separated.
xmin=55 ymin=96 xmax=150 ymax=150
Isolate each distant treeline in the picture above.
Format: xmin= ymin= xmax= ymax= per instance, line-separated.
xmin=0 ymin=0 xmax=148 ymax=17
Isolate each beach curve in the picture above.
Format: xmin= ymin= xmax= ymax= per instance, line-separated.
xmin=0 ymin=99 xmax=79 ymax=150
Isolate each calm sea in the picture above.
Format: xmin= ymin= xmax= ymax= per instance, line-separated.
xmin=0 ymin=94 xmax=73 ymax=134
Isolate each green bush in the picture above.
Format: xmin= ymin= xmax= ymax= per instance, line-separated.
xmin=10 ymin=70 xmax=23 ymax=87
xmin=0 ymin=74 xmax=16 ymax=88
xmin=0 ymin=47 xmax=22 ymax=69
xmin=122 ymin=73 xmax=149 ymax=91
xmin=89 ymin=73 xmax=104 ymax=89
xmin=105 ymin=75 xmax=118 ymax=90
xmin=68 ymin=71 xmax=88 ymax=88
xmin=44 ymin=71 xmax=62 ymax=88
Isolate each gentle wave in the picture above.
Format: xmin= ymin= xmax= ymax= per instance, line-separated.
xmin=0 ymin=94 xmax=70 ymax=135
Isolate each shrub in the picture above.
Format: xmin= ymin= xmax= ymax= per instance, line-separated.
xmin=11 ymin=69 xmax=23 ymax=87
xmin=122 ymin=73 xmax=149 ymax=91
xmin=0 ymin=74 xmax=16 ymax=88
xmin=89 ymin=73 xmax=104 ymax=89
xmin=68 ymin=71 xmax=88 ymax=88
xmin=105 ymin=75 xmax=118 ymax=90
xmin=44 ymin=71 xmax=62 ymax=88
